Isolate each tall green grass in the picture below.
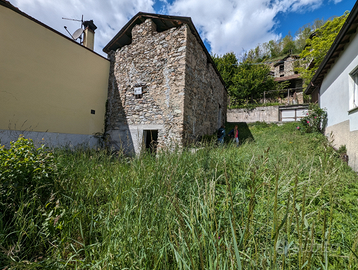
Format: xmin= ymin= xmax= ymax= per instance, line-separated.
xmin=1 ymin=122 xmax=358 ymax=269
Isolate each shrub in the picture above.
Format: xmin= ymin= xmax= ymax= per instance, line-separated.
xmin=299 ymin=103 xmax=327 ymax=133
xmin=0 ymin=136 xmax=57 ymax=263
xmin=0 ymin=136 xmax=55 ymax=207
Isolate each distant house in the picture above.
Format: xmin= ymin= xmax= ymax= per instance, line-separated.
xmin=305 ymin=1 xmax=358 ymax=170
xmin=269 ymin=55 xmax=304 ymax=104
xmin=103 ymin=13 xmax=227 ymax=154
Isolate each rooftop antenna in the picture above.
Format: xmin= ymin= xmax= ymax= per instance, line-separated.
xmin=62 ymin=15 xmax=84 ymax=44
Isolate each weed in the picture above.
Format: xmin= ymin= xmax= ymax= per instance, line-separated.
xmin=1 ymin=123 xmax=358 ymax=269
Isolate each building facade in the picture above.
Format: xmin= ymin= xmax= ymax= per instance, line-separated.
xmin=0 ymin=3 xmax=226 ymax=153
xmin=305 ymin=1 xmax=358 ymax=170
xmin=0 ymin=0 xmax=110 ymax=148
xmin=104 ymin=13 xmax=227 ymax=154
xmin=269 ymin=55 xmax=304 ymax=104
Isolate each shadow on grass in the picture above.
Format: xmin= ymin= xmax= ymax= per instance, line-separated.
xmin=225 ymin=122 xmax=255 ymax=144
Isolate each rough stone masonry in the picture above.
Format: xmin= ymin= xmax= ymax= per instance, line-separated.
xmin=106 ymin=17 xmax=227 ymax=154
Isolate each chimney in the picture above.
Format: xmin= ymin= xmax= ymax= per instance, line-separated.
xmin=83 ymin=20 xmax=97 ymax=50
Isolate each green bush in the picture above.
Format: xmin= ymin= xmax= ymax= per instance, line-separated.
xmin=299 ymin=103 xmax=327 ymax=133
xmin=0 ymin=136 xmax=57 ymax=263
xmin=0 ymin=136 xmax=55 ymax=206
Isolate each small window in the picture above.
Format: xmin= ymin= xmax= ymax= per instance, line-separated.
xmin=350 ymin=68 xmax=358 ymax=109
xmin=279 ymin=64 xmax=284 ymax=72
xmin=134 ymin=86 xmax=143 ymax=99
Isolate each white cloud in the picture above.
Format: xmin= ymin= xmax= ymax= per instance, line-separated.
xmin=7 ymin=0 xmax=336 ymax=57
xmin=167 ymin=0 xmax=324 ymax=55
xmin=9 ymin=0 xmax=155 ymax=56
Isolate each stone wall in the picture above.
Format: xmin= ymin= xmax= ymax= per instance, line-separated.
xmin=106 ymin=19 xmax=226 ymax=153
xmin=183 ymin=27 xmax=227 ymax=144
xmin=227 ymin=106 xmax=279 ymax=123
xmin=270 ymin=56 xmax=298 ymax=78
xmin=107 ymin=19 xmax=186 ymax=153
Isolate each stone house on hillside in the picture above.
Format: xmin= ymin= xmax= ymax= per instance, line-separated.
xmin=103 ymin=13 xmax=227 ymax=154
xmin=269 ymin=55 xmax=304 ymax=104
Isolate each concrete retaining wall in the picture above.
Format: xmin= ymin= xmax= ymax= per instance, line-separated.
xmin=227 ymin=106 xmax=279 ymax=123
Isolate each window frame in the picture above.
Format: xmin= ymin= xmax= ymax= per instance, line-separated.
xmin=349 ymin=66 xmax=358 ymax=111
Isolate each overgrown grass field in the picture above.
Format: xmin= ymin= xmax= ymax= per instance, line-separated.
xmin=1 ymin=122 xmax=358 ymax=269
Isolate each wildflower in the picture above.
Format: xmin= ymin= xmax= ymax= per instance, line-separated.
xmin=307 ymin=120 xmax=310 ymax=124
xmin=314 ymin=116 xmax=317 ymax=118
xmin=296 ymin=126 xmax=300 ymax=129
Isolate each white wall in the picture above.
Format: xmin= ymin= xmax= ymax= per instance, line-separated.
xmin=320 ymin=32 xmax=358 ymax=131
xmin=320 ymin=31 xmax=358 ymax=171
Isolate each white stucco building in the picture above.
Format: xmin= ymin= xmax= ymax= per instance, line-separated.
xmin=305 ymin=1 xmax=358 ymax=170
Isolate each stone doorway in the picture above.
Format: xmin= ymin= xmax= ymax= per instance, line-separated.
xmin=143 ymin=130 xmax=158 ymax=153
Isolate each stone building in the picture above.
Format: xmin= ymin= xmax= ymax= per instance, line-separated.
xmin=270 ymin=55 xmax=302 ymax=88
xmin=103 ymin=13 xmax=227 ymax=154
xmin=269 ymin=55 xmax=304 ymax=104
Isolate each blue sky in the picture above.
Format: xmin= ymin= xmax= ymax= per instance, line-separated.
xmin=8 ymin=0 xmax=357 ymax=57
xmin=276 ymin=0 xmax=355 ymax=37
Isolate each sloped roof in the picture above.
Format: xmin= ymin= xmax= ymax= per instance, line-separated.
xmin=0 ymin=0 xmax=107 ymax=60
xmin=103 ymin=12 xmax=226 ymax=87
xmin=271 ymin=54 xmax=300 ymax=67
xmin=305 ymin=2 xmax=358 ymax=94
xmin=274 ymin=74 xmax=301 ymax=82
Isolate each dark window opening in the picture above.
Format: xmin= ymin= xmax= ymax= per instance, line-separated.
xmin=279 ymin=64 xmax=284 ymax=72
xmin=135 ymin=94 xmax=143 ymax=99
xmin=280 ymin=74 xmax=284 ymax=77
xmin=144 ymin=130 xmax=158 ymax=153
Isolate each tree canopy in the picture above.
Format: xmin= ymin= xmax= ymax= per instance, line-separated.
xmin=297 ymin=12 xmax=349 ymax=86
xmin=212 ymin=11 xmax=349 ymax=107
xmin=213 ymin=53 xmax=277 ymax=106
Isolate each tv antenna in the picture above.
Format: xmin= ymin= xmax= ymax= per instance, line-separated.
xmin=63 ymin=15 xmax=84 ymax=44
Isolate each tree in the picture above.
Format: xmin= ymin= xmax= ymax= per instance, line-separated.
xmin=281 ymin=32 xmax=296 ymax=55
xmin=212 ymin=53 xmax=277 ymax=106
xmin=212 ymin=52 xmax=238 ymax=94
xmin=231 ymin=61 xmax=276 ymax=105
xmin=297 ymin=12 xmax=349 ymax=86
xmin=294 ymin=26 xmax=312 ymax=52
xmin=266 ymin=40 xmax=281 ymax=58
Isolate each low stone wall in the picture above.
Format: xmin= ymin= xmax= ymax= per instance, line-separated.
xmin=227 ymin=106 xmax=279 ymax=123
